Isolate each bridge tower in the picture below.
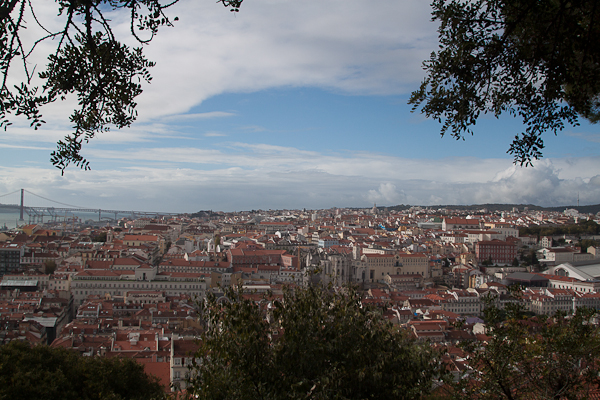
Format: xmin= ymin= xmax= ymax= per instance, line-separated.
xmin=19 ymin=189 xmax=24 ymax=221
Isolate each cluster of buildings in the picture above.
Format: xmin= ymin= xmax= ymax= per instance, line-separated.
xmin=0 ymin=204 xmax=599 ymax=392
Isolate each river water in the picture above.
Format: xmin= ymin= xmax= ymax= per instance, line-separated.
xmin=0 ymin=210 xmax=108 ymax=230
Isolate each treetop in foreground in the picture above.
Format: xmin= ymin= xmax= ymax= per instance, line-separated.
xmin=186 ymin=284 xmax=445 ymax=399
xmin=443 ymin=290 xmax=600 ymax=400
xmin=0 ymin=0 xmax=243 ymax=173
xmin=0 ymin=340 xmax=167 ymax=400
xmin=410 ymin=0 xmax=600 ymax=166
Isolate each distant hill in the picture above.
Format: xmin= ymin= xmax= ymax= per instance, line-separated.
xmin=382 ymin=203 xmax=600 ymax=214
xmin=189 ymin=210 xmax=220 ymax=218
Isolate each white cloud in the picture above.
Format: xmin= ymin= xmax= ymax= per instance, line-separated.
xmin=422 ymin=161 xmax=600 ymax=207
xmin=367 ymin=183 xmax=406 ymax=205
xmin=2 ymin=2 xmax=598 ymax=214
xmin=566 ymin=132 xmax=600 ymax=143
xmin=4 ymin=1 xmax=437 ymax=143
xmin=82 ymin=142 xmax=513 ymax=181
xmin=590 ymin=175 xmax=600 ymax=186
xmin=1 ymin=153 xmax=598 ymax=212
xmin=240 ymin=125 xmax=267 ymax=133
xmin=128 ymin=0 xmax=436 ymax=120
xmin=161 ymin=112 xmax=236 ymax=121
xmin=0 ymin=125 xmax=69 ymax=145
xmin=0 ymin=143 xmax=53 ymax=151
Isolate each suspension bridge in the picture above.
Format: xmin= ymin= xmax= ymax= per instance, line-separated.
xmin=0 ymin=189 xmax=181 ymax=225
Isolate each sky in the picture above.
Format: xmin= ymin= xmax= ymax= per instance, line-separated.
xmin=0 ymin=0 xmax=599 ymax=213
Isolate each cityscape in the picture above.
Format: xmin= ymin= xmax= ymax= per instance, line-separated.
xmin=2 ymin=0 xmax=600 ymax=398
xmin=0 ymin=202 xmax=599 ymax=393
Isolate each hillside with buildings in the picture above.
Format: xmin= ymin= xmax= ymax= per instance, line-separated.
xmin=0 ymin=204 xmax=599 ymax=395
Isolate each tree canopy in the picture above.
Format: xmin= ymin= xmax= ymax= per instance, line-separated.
xmin=409 ymin=0 xmax=600 ymax=166
xmin=0 ymin=0 xmax=243 ymax=173
xmin=519 ymin=219 xmax=599 ymax=238
xmin=444 ymin=293 xmax=600 ymax=399
xmin=186 ymin=284 xmax=444 ymax=400
xmin=0 ymin=341 xmax=166 ymax=399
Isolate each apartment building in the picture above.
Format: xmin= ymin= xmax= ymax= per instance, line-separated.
xmin=70 ymin=265 xmax=207 ymax=305
xmin=475 ymin=240 xmax=517 ymax=265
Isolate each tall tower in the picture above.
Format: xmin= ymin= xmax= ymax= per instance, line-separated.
xmin=19 ymin=189 xmax=24 ymax=221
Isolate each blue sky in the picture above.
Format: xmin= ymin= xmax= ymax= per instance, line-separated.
xmin=0 ymin=0 xmax=599 ymax=212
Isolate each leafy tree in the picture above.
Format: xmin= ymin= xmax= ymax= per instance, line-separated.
xmin=446 ymin=293 xmax=600 ymax=400
xmin=0 ymin=341 xmax=167 ymax=399
xmin=578 ymin=239 xmax=600 ymax=252
xmin=187 ymin=284 xmax=444 ymax=399
xmin=482 ymin=255 xmax=493 ymax=266
xmin=0 ymin=0 xmax=243 ymax=173
xmin=409 ymin=0 xmax=600 ymax=166
xmin=44 ymin=259 xmax=57 ymax=274
xmin=92 ymin=231 xmax=108 ymax=243
xmin=520 ymin=248 xmax=539 ymax=267
xmin=519 ymin=220 xmax=600 ymax=238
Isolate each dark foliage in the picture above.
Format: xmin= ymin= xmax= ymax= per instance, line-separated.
xmin=519 ymin=220 xmax=600 ymax=238
xmin=410 ymin=0 xmax=600 ymax=165
xmin=187 ymin=284 xmax=445 ymax=400
xmin=0 ymin=341 xmax=166 ymax=399
xmin=445 ymin=292 xmax=600 ymax=399
xmin=0 ymin=0 xmax=243 ymax=173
